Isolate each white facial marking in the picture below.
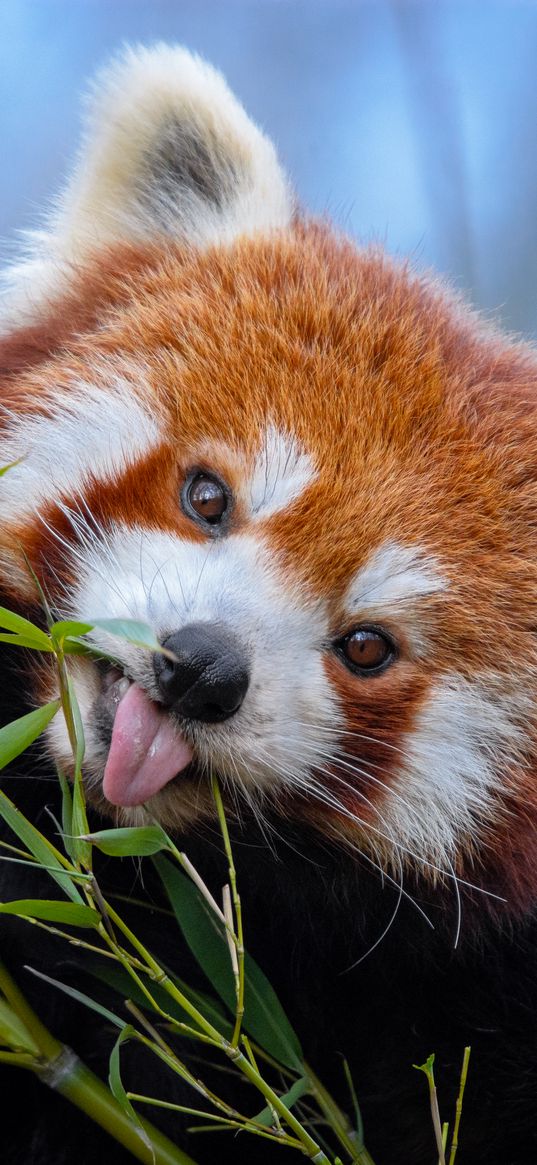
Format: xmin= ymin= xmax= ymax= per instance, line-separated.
xmin=0 ymin=376 xmax=161 ymax=524
xmin=383 ymin=674 xmax=525 ymax=870
xmin=345 ymin=541 xmax=447 ymax=612
xmin=246 ymin=426 xmax=317 ymax=519
xmin=57 ymin=523 xmax=339 ymax=807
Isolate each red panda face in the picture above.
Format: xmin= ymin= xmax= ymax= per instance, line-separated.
xmin=1 ymin=47 xmax=536 ymax=888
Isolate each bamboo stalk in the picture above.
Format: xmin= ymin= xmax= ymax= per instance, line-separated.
xmin=40 ymin=1049 xmax=198 ymax=1165
xmin=0 ymin=960 xmax=197 ymax=1165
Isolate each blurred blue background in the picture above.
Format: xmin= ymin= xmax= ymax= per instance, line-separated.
xmin=1 ymin=1 xmax=536 ymax=336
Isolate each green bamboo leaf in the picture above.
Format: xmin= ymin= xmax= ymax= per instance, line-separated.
xmin=0 ymin=701 xmax=60 ymax=772
xmin=84 ymin=826 xmax=170 ymax=858
xmin=0 ymin=632 xmax=54 ymax=651
xmin=89 ymin=619 xmax=164 ymax=653
xmin=87 ymin=960 xmax=233 ymax=1039
xmin=343 ymin=1057 xmax=364 ymax=1147
xmin=0 ymin=789 xmax=83 ymax=903
xmin=61 ymin=639 xmax=100 ymax=656
xmin=57 ymin=770 xmax=75 ymax=862
xmin=26 ymin=967 xmax=124 ymax=1028
xmin=254 ymin=1075 xmax=309 ymax=1127
xmin=0 ymin=899 xmax=101 ymax=927
xmin=153 ymin=856 xmax=303 ymax=1070
xmin=109 ymin=1024 xmax=153 ymax=1152
xmin=0 ymin=606 xmax=51 ymax=649
xmin=50 ymin=620 xmax=93 ymax=645
xmin=57 ymin=637 xmax=125 ymax=666
xmin=84 ymin=618 xmax=176 ymax=660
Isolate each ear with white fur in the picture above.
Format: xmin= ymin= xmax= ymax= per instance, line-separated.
xmin=2 ymin=43 xmax=293 ymax=322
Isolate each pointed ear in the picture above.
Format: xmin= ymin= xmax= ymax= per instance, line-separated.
xmin=2 ymin=43 xmax=293 ymax=321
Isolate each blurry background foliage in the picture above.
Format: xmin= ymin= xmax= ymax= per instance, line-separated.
xmin=1 ymin=0 xmax=536 ymax=338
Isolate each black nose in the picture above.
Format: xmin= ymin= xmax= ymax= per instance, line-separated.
xmin=154 ymin=623 xmax=250 ymax=723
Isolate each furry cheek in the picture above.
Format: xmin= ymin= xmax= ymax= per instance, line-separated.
xmin=38 ymin=522 xmax=342 ymax=823
xmin=321 ymin=652 xmax=528 ymax=876
xmin=314 ymin=654 xmax=430 ymax=849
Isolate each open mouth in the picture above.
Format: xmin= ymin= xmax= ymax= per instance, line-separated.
xmin=99 ymin=667 xmax=194 ymax=809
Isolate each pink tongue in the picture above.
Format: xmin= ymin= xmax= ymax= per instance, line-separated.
xmin=103 ymin=683 xmax=193 ymax=807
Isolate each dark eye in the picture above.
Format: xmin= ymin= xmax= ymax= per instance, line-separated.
xmin=336 ymin=627 xmax=395 ymax=675
xmin=183 ymin=472 xmax=229 ymax=527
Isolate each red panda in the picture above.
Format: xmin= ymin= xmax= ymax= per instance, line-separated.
xmin=1 ymin=43 xmax=537 ymax=1165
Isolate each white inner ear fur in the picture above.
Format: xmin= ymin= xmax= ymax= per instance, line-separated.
xmin=1 ymin=42 xmax=293 ymax=324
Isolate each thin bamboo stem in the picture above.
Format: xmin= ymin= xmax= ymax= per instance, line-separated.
xmin=448 ymin=1047 xmax=471 ymax=1165
xmin=306 ymin=1063 xmax=376 ymax=1165
xmin=91 ymin=900 xmax=332 ymax=1161
xmin=210 ymin=777 xmax=245 ymax=1048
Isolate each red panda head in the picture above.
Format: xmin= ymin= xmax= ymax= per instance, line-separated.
xmin=1 ymin=45 xmax=536 ymax=898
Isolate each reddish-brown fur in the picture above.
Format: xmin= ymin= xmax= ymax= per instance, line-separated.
xmin=1 ymin=222 xmax=536 ymax=905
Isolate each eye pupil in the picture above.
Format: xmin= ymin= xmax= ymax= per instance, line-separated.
xmin=339 ymin=629 xmax=393 ymax=674
xmin=186 ymin=475 xmax=227 ymax=525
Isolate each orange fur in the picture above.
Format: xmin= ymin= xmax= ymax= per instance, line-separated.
xmin=1 ymin=221 xmax=536 ymax=901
